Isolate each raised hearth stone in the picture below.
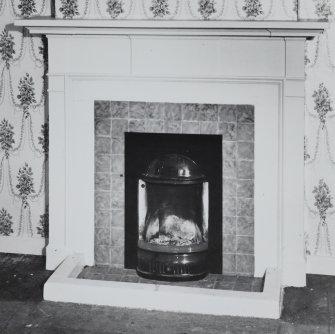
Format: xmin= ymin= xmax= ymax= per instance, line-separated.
xmin=78 ymin=266 xmax=264 ymax=292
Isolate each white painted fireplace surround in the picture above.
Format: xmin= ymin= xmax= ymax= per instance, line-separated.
xmin=16 ymin=19 xmax=326 ymax=319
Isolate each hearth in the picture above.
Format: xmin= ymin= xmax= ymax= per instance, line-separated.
xmin=137 ymin=154 xmax=209 ymax=280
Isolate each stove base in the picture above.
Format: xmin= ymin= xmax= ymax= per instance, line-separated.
xmin=137 ymin=246 xmax=208 ymax=281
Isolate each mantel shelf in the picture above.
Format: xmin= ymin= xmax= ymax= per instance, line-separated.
xmin=15 ymin=18 xmax=327 ymax=39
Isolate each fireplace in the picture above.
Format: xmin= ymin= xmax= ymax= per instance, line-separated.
xmin=16 ymin=18 xmax=327 ymax=318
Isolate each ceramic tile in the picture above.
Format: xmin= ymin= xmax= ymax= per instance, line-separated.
xmin=200 ymin=121 xmax=218 ymax=134
xmin=237 ymin=198 xmax=254 ymax=217
xmin=237 ymin=105 xmax=254 ymax=123
xmin=222 ymin=160 xmax=237 ymax=178
xmin=251 ymin=277 xmax=264 ymax=292
xmin=222 ymin=254 xmax=236 ymax=274
xmin=95 ymin=118 xmax=111 ymax=137
xmin=94 ymin=101 xmax=111 ymax=118
xmin=95 ymin=173 xmax=111 ymax=191
xmin=111 ymin=138 xmax=124 ymax=154
xmin=146 ymin=103 xmax=165 ymax=119
xmin=222 ymin=141 xmax=237 ymax=160
xmin=219 ymin=122 xmax=237 ymax=140
xmin=107 ymin=266 xmax=125 ymax=274
xmin=199 ymin=104 xmax=218 ymax=121
xmin=234 ymin=281 xmax=252 ymax=291
xmin=223 ymin=234 xmax=236 ymax=253
xmin=94 ymin=245 xmax=111 ymax=264
xmin=95 ymin=154 xmax=111 ymax=173
xmin=110 ymin=227 xmax=124 ymax=247
xmin=129 ymin=101 xmax=146 ymax=119
xmin=236 ymin=275 xmax=255 ymax=283
xmin=237 ymin=180 xmax=254 ymax=198
xmin=165 ymin=103 xmax=182 ymax=121
xmin=95 ymin=227 xmax=111 ymax=246
xmin=165 ymin=121 xmax=182 ymax=133
xmin=95 ymin=211 xmax=111 ymax=229
xmin=222 ymin=178 xmax=237 ymax=197
xmin=215 ymin=282 xmax=237 ymax=291
xmin=95 ymin=137 xmax=111 ymax=154
xmin=129 ymin=119 xmax=146 ymax=132
xmin=111 ymin=209 xmax=124 ymax=228
xmin=237 ymin=217 xmax=254 ymax=236
xmin=236 ymin=236 xmax=254 ymax=254
xmin=111 ymin=190 xmax=124 ymax=209
xmin=110 ymin=101 xmax=129 ymax=118
xmin=236 ymin=254 xmax=254 ymax=275
xmin=237 ymin=142 xmax=254 ymax=160
xmin=111 ymin=174 xmax=124 ymax=192
xmin=237 ymin=160 xmax=254 ymax=179
xmin=237 ymin=123 xmax=254 ymax=141
xmin=95 ymin=192 xmax=111 ymax=211
xmin=146 ymin=120 xmax=165 ymax=133
xmin=111 ymin=119 xmax=128 ymax=139
xmin=222 ymin=216 xmax=236 ymax=235
xmin=182 ymin=104 xmax=200 ymax=120
xmin=110 ymin=154 xmax=124 ymax=174
xmin=104 ymin=274 xmax=123 ymax=282
xmin=218 ymin=105 xmax=238 ymax=122
xmin=182 ymin=121 xmax=200 ymax=134
xmin=222 ymin=197 xmax=237 ymax=217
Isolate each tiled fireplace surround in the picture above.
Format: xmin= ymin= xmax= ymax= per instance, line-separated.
xmin=94 ymin=101 xmax=255 ymax=275
xmin=16 ymin=19 xmax=327 ymax=318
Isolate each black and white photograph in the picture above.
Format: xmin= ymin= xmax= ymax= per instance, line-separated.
xmin=0 ymin=0 xmax=334 ymax=333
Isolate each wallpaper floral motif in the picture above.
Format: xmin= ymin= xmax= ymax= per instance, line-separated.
xmin=54 ymin=0 xmax=298 ymax=20
xmin=304 ymin=0 xmax=335 ymax=258
xmin=1 ymin=0 xmax=335 ymax=272
xmin=0 ymin=0 xmax=49 ymax=240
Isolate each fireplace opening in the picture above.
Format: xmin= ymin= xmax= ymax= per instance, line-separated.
xmin=137 ymin=154 xmax=209 ymax=279
xmin=125 ymin=132 xmax=222 ymax=277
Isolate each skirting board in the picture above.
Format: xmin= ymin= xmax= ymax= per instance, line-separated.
xmin=0 ymin=236 xmax=47 ymax=255
xmin=307 ymin=255 xmax=335 ymax=276
xmin=44 ymin=254 xmax=283 ymax=319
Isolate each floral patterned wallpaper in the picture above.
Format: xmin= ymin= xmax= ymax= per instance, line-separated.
xmin=54 ymin=0 xmax=298 ymax=20
xmin=1 ymin=0 xmax=335 ymax=273
xmin=303 ymin=1 xmax=335 ymax=259
xmin=0 ymin=0 xmax=49 ymax=242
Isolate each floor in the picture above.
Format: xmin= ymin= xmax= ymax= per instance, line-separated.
xmin=0 ymin=253 xmax=333 ymax=333
xmin=78 ymin=266 xmax=264 ymax=292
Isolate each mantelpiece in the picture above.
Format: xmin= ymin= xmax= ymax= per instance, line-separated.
xmin=17 ymin=18 xmax=325 ymax=37
xmin=16 ymin=18 xmax=327 ymax=318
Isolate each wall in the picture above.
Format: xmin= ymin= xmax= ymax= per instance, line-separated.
xmin=0 ymin=0 xmax=49 ymax=254
xmin=301 ymin=2 xmax=335 ymax=274
xmin=1 ymin=0 xmax=335 ymax=275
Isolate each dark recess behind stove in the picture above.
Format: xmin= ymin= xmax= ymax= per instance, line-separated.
xmin=125 ymin=132 xmax=223 ymax=273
